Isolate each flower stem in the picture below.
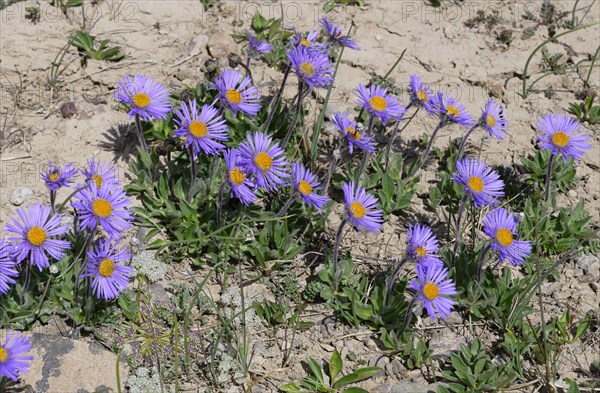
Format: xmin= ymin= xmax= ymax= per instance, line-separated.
xmin=262 ymin=63 xmax=291 ymax=134
xmin=476 ymin=243 xmax=492 ymax=282
xmin=355 ymin=116 xmax=374 ymax=184
xmin=544 ymin=153 xmax=555 ymax=203
xmin=320 ymin=143 xmax=343 ymax=196
xmin=397 ymin=297 xmax=417 ymax=338
xmin=273 ymin=194 xmax=296 ymax=218
xmin=187 ymin=147 xmax=198 ymax=203
xmin=282 ymin=82 xmax=305 ymax=149
xmin=456 ymin=123 xmax=481 ymax=160
xmin=451 ymin=194 xmax=468 ymax=267
xmin=216 ymin=180 xmax=226 ymax=229
xmin=411 ymin=120 xmax=446 ymax=175
xmin=385 ymin=256 xmax=408 ymax=307
xmin=134 ymin=114 xmax=150 ymax=155
xmin=50 ymin=190 xmax=56 ymax=213
xmin=332 ymin=217 xmax=348 ymax=288
xmin=385 ymin=106 xmax=419 ymax=170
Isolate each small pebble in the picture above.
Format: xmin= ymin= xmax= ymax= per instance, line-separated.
xmin=10 ymin=187 xmax=33 ymax=206
xmin=60 ymin=102 xmax=77 ymax=118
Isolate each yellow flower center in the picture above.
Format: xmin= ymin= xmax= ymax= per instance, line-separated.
xmin=300 ymin=38 xmax=311 ymax=47
xmin=551 ymin=131 xmax=569 ymax=148
xmin=486 ymin=114 xmax=496 ymax=127
xmin=92 ymin=198 xmax=113 ymax=218
xmin=446 ymin=105 xmax=459 ymax=117
xmin=132 ymin=92 xmax=151 ymax=109
xmin=254 ymin=152 xmax=273 ymax=171
xmin=229 ymin=168 xmax=245 ymax=186
xmin=369 ymin=96 xmax=387 ymax=112
xmin=226 ymin=89 xmax=242 ymax=105
xmin=349 ymin=201 xmax=366 ymax=219
xmin=98 ymin=258 xmax=115 ymax=277
xmin=415 ymin=246 xmax=427 ymax=257
xmin=495 ymin=228 xmax=513 ymax=247
xmin=92 ymin=174 xmax=103 ymax=189
xmin=423 ymin=282 xmax=440 ymax=300
xmin=27 ymin=226 xmax=47 ymax=246
xmin=49 ymin=172 xmax=59 ymax=182
xmin=345 ymin=126 xmax=362 ymax=141
xmin=467 ymin=176 xmax=484 ymax=194
xmin=189 ymin=121 xmax=208 ymax=138
xmin=299 ymin=62 xmax=315 ymax=77
xmin=298 ymin=180 xmax=313 ymax=195
xmin=417 ymin=89 xmax=428 ymax=102
xmin=0 ymin=347 xmax=7 ymax=363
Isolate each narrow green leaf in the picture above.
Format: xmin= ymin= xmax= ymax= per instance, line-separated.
xmin=329 ymin=349 xmax=343 ymax=383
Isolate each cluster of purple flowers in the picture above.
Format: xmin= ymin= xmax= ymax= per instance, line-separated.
xmin=223 ymin=132 xmax=331 ymax=212
xmin=1 ymin=159 xmax=135 ymax=303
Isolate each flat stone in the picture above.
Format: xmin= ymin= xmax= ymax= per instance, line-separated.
xmin=10 ymin=187 xmax=33 ymax=206
xmin=374 ymin=381 xmax=439 ymax=393
xmin=429 ymin=330 xmax=466 ymax=360
xmin=17 ymin=333 xmax=128 ymax=392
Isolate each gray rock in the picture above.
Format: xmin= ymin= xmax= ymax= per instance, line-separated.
xmin=187 ymin=34 xmax=208 ymax=56
xmin=10 ymin=186 xmax=33 ymax=206
xmin=577 ymin=255 xmax=599 ymax=274
xmin=14 ymin=332 xmax=128 ymax=392
xmin=429 ymin=331 xmax=466 ymax=360
xmin=374 ymin=381 xmax=439 ymax=393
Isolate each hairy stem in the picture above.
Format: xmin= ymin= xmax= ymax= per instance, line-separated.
xmin=456 ymin=123 xmax=481 ymax=161
xmin=451 ymin=195 xmax=468 ymax=267
xmin=411 ymin=120 xmax=446 ymax=175
xmin=332 ymin=217 xmax=348 ymax=289
xmin=385 ymin=256 xmax=409 ymax=307
xmin=544 ymin=153 xmax=555 ymax=203
xmin=281 ymin=82 xmax=305 ymax=149
xmin=262 ymin=64 xmax=291 ymax=133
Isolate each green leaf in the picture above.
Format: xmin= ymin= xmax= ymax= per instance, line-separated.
xmin=568 ymin=381 xmax=581 ymax=393
xmin=307 ymin=358 xmax=325 ymax=384
xmin=332 ymin=367 xmax=380 ymax=388
xmin=252 ymin=11 xmax=267 ymax=31
xmin=343 ymin=388 xmax=369 ymax=393
xmin=279 ymin=383 xmax=303 ymax=393
xmin=329 ymin=349 xmax=343 ymax=383
xmin=573 ymin=314 xmax=591 ymax=341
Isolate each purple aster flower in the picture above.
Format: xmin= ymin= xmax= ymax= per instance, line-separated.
xmin=72 ymin=182 xmax=133 ymax=238
xmin=291 ymin=29 xmax=327 ymax=53
xmin=82 ymin=158 xmax=119 ymax=189
xmin=319 ymin=17 xmax=360 ymax=50
xmin=331 ymin=112 xmax=375 ymax=154
xmin=214 ymin=69 xmax=261 ymax=118
xmin=237 ymin=132 xmax=288 ymax=192
xmin=406 ymin=224 xmax=443 ymax=268
xmin=114 ymin=75 xmax=171 ymax=121
xmin=411 ymin=263 xmax=457 ymax=320
xmin=483 ymin=208 xmax=532 ymax=266
xmin=5 ymin=204 xmax=70 ymax=271
xmin=343 ymin=181 xmax=384 ymax=233
xmin=408 ymin=75 xmax=436 ymax=115
xmin=41 ymin=162 xmax=78 ymax=191
xmin=224 ymin=148 xmax=256 ymax=206
xmin=174 ymin=100 xmax=228 ymax=157
xmin=431 ymin=92 xmax=474 ymax=127
xmin=290 ymin=163 xmax=329 ymax=212
xmin=480 ymin=98 xmax=507 ymax=140
xmin=537 ymin=113 xmax=591 ymax=162
xmin=0 ymin=239 xmax=19 ymax=295
xmin=355 ymin=84 xmax=406 ymax=125
xmin=81 ymin=239 xmax=133 ymax=300
xmin=452 ymin=158 xmax=505 ymax=207
xmin=0 ymin=331 xmax=33 ymax=382
xmin=248 ymin=33 xmax=272 ymax=55
xmin=287 ymin=46 xmax=334 ymax=90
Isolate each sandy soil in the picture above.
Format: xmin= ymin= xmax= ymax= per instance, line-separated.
xmin=1 ymin=0 xmax=599 ymax=391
